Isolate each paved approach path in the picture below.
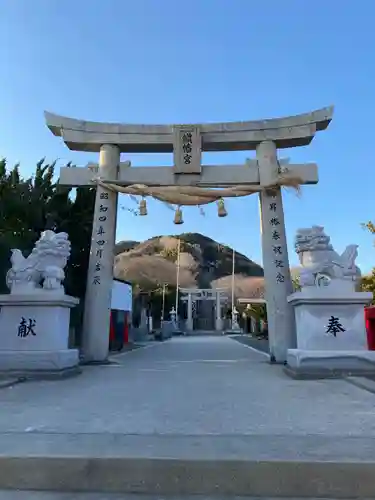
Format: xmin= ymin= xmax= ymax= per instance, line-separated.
xmin=0 ymin=335 xmax=374 ymax=437
xmin=2 ymin=336 xmax=375 ymax=497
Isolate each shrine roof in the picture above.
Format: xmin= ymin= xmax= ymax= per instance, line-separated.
xmin=44 ymin=106 xmax=334 ymax=153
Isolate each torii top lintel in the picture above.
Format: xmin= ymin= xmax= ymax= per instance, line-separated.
xmin=44 ymin=106 xmax=333 ymax=153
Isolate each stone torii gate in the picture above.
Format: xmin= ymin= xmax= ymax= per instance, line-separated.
xmin=180 ymin=288 xmax=228 ymax=331
xmin=45 ymin=107 xmax=333 ymax=363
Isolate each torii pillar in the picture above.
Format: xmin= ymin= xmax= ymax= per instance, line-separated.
xmin=257 ymin=141 xmax=295 ymax=362
xmin=82 ymin=144 xmax=120 ymax=362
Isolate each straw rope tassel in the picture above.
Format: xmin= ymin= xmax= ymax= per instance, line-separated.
xmin=139 ymin=198 xmax=147 ymax=216
xmin=174 ymin=206 xmax=183 ymax=225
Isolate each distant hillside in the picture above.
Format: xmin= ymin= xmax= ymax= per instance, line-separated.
xmin=114 ymin=240 xmax=139 ymax=255
xmin=114 ymin=232 xmax=264 ymax=297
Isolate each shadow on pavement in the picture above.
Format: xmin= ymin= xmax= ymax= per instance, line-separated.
xmin=232 ymin=334 xmax=269 ymax=354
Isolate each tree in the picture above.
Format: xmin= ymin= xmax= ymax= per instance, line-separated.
xmin=362 ymin=221 xmax=375 ymax=235
xmin=242 ymin=303 xmax=267 ymax=322
xmin=361 ymin=269 xmax=375 ymax=296
xmin=236 ymin=302 xmax=268 ymax=337
xmin=290 ymin=266 xmax=301 ymax=291
xmin=292 ymin=275 xmax=301 ymax=292
xmin=160 ymin=246 xmax=179 ymax=262
xmin=360 ymin=221 xmax=375 ymax=303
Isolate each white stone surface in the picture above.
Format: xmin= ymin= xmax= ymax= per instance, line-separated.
xmin=0 ymin=294 xmax=79 ymax=352
xmin=82 ymin=144 xmax=120 ymax=362
xmin=294 ymin=225 xmax=360 ymax=289
xmin=288 ymin=290 xmax=372 ymax=351
xmin=287 ymin=349 xmax=375 ymax=374
xmin=0 ymin=349 xmax=78 ymax=371
xmin=44 ymin=106 xmax=333 ymax=152
xmin=6 ymin=230 xmax=71 ymax=295
xmin=59 ymin=161 xmax=319 ymax=188
xmin=0 ymin=294 xmax=79 ymax=373
xmin=0 ymin=294 xmax=79 ymax=306
xmin=257 ymin=141 xmax=296 ymax=362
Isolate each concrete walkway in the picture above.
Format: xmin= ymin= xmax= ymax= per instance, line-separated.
xmin=0 ymin=335 xmax=374 ymax=436
xmin=1 ymin=336 xmax=375 ymax=496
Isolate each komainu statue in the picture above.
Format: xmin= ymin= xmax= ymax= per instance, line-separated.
xmin=294 ymin=226 xmax=361 ymax=290
xmin=6 ymin=230 xmax=71 ymax=294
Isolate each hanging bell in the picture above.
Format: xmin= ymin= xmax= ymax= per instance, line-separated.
xmin=217 ymin=198 xmax=227 ymax=217
xmin=174 ymin=206 xmax=183 ymax=225
xmin=139 ymin=198 xmax=147 ymax=216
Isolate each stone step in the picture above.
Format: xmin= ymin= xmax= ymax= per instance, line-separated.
xmin=0 ymin=433 xmax=375 ymax=497
xmin=0 ymin=495 xmax=362 ymax=500
xmin=2 ymin=456 xmax=373 ymax=497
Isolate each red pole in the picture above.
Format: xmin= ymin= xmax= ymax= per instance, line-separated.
xmin=123 ymin=311 xmax=129 ymax=344
xmin=365 ymin=306 xmax=375 ymax=350
xmin=109 ymin=311 xmax=115 ymax=343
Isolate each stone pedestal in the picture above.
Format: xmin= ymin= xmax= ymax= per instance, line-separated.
xmin=215 ymin=317 xmax=223 ymax=331
xmin=285 ymin=288 xmax=374 ymax=378
xmin=229 ymin=307 xmax=242 ymax=333
xmin=0 ymin=294 xmax=80 ymax=378
xmin=229 ymin=322 xmax=242 ymax=333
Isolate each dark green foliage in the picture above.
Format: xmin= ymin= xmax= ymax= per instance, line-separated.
xmin=360 ymin=221 xmax=375 ymax=303
xmin=114 ymin=240 xmax=139 ymax=255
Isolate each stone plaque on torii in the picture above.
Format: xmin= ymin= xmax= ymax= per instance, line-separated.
xmin=45 ymin=106 xmax=333 ymax=363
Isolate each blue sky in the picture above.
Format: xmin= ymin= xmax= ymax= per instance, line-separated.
xmin=0 ymin=0 xmax=374 ymax=271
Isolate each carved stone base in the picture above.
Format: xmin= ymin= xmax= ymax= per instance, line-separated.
xmin=215 ymin=318 xmax=223 ymax=331
xmin=0 ymin=349 xmax=80 ymax=379
xmin=285 ymin=289 xmax=373 ymax=379
xmin=0 ymin=294 xmax=79 ymax=350
xmin=285 ymin=349 xmax=375 ymax=379
xmin=0 ymin=294 xmax=79 ymax=377
xmin=287 ymin=289 xmax=372 ymax=351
